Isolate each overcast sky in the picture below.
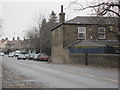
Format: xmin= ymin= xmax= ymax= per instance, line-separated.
xmin=0 ymin=0 xmax=94 ymax=40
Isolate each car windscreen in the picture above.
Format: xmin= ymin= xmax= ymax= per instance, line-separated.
xmin=19 ymin=54 xmax=24 ymax=56
xmin=41 ymin=54 xmax=48 ymax=57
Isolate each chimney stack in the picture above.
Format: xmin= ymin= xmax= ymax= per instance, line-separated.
xmin=59 ymin=5 xmax=65 ymax=23
xmin=13 ymin=37 xmax=15 ymax=41
xmin=5 ymin=38 xmax=8 ymax=40
xmin=17 ymin=37 xmax=20 ymax=40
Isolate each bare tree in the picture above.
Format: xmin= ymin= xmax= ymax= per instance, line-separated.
xmin=69 ymin=0 xmax=120 ymax=17
xmin=25 ymin=14 xmax=43 ymax=53
xmin=25 ymin=27 xmax=39 ymax=52
xmin=41 ymin=11 xmax=58 ymax=55
xmin=24 ymin=11 xmax=59 ymax=55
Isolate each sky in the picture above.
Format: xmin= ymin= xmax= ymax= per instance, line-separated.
xmin=0 ymin=0 xmax=94 ymax=40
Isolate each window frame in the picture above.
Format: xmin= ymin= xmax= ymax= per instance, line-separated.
xmin=98 ymin=27 xmax=106 ymax=40
xmin=78 ymin=27 xmax=86 ymax=40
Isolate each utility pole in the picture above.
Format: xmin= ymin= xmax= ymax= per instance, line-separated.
xmin=118 ymin=1 xmax=120 ymax=54
xmin=39 ymin=24 xmax=42 ymax=54
xmin=118 ymin=2 xmax=120 ymax=83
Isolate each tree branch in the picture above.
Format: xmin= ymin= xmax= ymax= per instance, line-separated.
xmin=74 ymin=2 xmax=109 ymax=11
xmin=107 ymin=9 xmax=120 ymax=17
xmin=72 ymin=1 xmax=120 ymax=17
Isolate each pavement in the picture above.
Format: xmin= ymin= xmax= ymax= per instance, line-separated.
xmin=0 ymin=56 xmax=2 ymax=90
xmin=2 ymin=65 xmax=44 ymax=88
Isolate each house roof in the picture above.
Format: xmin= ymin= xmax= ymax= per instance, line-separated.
xmin=51 ymin=16 xmax=118 ymax=31
xmin=66 ymin=16 xmax=118 ymax=25
xmin=0 ymin=40 xmax=8 ymax=45
xmin=74 ymin=40 xmax=104 ymax=47
xmin=69 ymin=40 xmax=118 ymax=47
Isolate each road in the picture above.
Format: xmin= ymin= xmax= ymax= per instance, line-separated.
xmin=2 ymin=55 xmax=119 ymax=88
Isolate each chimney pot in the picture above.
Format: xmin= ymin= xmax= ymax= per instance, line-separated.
xmin=61 ymin=5 xmax=63 ymax=12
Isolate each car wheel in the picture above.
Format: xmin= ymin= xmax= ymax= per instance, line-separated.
xmin=39 ymin=59 xmax=41 ymax=61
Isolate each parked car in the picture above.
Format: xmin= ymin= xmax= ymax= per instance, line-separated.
xmin=0 ymin=52 xmax=4 ymax=56
xmin=33 ymin=54 xmax=39 ymax=61
xmin=14 ymin=50 xmax=21 ymax=57
xmin=8 ymin=53 xmax=14 ymax=57
xmin=25 ymin=54 xmax=29 ymax=59
xmin=38 ymin=53 xmax=48 ymax=61
xmin=28 ymin=53 xmax=36 ymax=60
xmin=17 ymin=54 xmax=26 ymax=60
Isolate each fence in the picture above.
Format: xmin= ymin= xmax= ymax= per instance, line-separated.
xmin=69 ymin=47 xmax=118 ymax=54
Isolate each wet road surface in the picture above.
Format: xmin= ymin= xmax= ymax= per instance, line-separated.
xmin=2 ymin=55 xmax=118 ymax=88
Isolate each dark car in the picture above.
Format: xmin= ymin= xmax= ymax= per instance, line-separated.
xmin=38 ymin=53 xmax=48 ymax=61
xmin=17 ymin=54 xmax=26 ymax=60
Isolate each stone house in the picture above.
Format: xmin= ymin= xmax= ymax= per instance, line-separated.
xmin=5 ymin=40 xmax=23 ymax=51
xmin=0 ymin=40 xmax=8 ymax=51
xmin=13 ymin=40 xmax=23 ymax=50
xmin=5 ymin=40 xmax=14 ymax=51
xmin=51 ymin=5 xmax=119 ymax=64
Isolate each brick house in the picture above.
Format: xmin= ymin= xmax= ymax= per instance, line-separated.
xmin=51 ymin=5 xmax=119 ymax=64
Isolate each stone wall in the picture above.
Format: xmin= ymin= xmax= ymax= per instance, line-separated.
xmin=51 ymin=26 xmax=65 ymax=63
xmin=88 ymin=54 xmax=119 ymax=68
xmin=68 ymin=53 xmax=119 ymax=68
xmin=51 ymin=45 xmax=65 ymax=64
xmin=51 ymin=46 xmax=119 ymax=68
xmin=63 ymin=24 xmax=118 ymax=48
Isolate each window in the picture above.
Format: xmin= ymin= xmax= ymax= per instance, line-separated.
xmin=78 ymin=27 xmax=86 ymax=39
xmin=98 ymin=27 xmax=106 ymax=39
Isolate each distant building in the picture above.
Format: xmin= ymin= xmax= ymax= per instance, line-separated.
xmin=5 ymin=38 xmax=23 ymax=51
xmin=5 ymin=40 xmax=14 ymax=51
xmin=0 ymin=37 xmax=31 ymax=53
xmin=0 ymin=40 xmax=8 ymax=51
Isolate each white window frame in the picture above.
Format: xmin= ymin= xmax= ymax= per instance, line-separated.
xmin=98 ymin=27 xmax=106 ymax=39
xmin=78 ymin=27 xmax=86 ymax=39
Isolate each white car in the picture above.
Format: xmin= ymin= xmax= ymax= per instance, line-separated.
xmin=15 ymin=50 xmax=21 ymax=57
xmin=0 ymin=52 xmax=5 ymax=56
xmin=17 ymin=54 xmax=26 ymax=60
xmin=8 ymin=53 xmax=14 ymax=57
